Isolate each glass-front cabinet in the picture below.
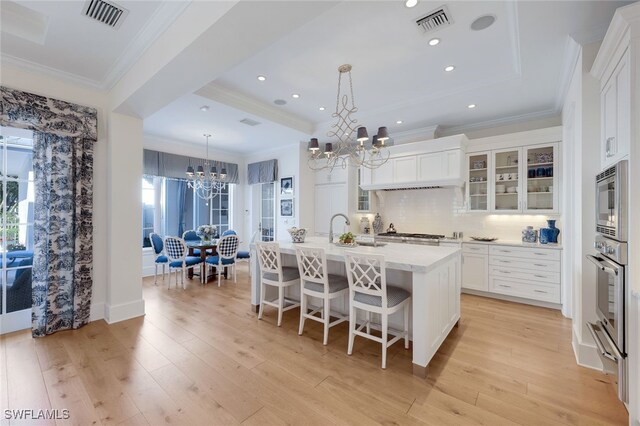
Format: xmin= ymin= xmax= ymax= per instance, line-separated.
xmin=493 ymin=148 xmax=520 ymax=211
xmin=523 ymin=144 xmax=558 ymax=213
xmin=466 ymin=142 xmax=559 ymax=214
xmin=467 ymin=153 xmax=489 ymax=212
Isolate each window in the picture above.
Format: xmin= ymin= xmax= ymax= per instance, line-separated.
xmin=1 ymin=133 xmax=34 ymax=315
xmin=260 ymin=182 xmax=275 ymax=241
xmin=142 ymin=177 xmax=233 ymax=246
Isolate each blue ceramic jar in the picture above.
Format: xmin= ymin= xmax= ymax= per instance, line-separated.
xmin=539 ymin=219 xmax=560 ymax=244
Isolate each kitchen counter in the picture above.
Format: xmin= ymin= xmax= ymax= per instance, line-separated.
xmin=462 ymin=238 xmax=562 ymax=250
xmin=250 ymin=236 xmax=462 ymax=376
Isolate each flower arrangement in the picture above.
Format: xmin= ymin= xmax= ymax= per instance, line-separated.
xmin=196 ymin=224 xmax=217 ymax=241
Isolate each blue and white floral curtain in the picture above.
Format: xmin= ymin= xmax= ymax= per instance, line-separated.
xmin=0 ymin=86 xmax=97 ymax=337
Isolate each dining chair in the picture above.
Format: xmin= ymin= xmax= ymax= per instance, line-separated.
xmin=344 ymin=251 xmax=411 ymax=369
xmin=182 ymin=230 xmax=202 ymax=256
xmin=205 ymin=234 xmax=239 ymax=286
xmin=149 ymin=233 xmax=168 ymax=285
xmin=295 ymin=246 xmax=349 ymax=345
xmin=256 ymin=242 xmax=300 ymax=326
xmin=164 ymin=236 xmax=203 ymax=289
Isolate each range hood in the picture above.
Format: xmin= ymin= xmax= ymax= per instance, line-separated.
xmin=359 ymin=134 xmax=467 ymax=191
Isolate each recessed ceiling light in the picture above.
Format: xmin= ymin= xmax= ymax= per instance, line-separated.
xmin=292 ymin=93 xmax=300 ymax=99
xmin=274 ymin=99 xmax=287 ymax=105
xmin=428 ymin=38 xmax=440 ymax=46
xmin=444 ymin=65 xmax=455 ymax=72
xmin=319 ymin=106 xmax=326 ymax=111
xmin=200 ymin=105 xmax=209 ymax=112
xmin=396 ymin=120 xmax=403 ymax=124
xmin=405 ymin=0 xmax=418 ymax=8
xmin=257 ymin=75 xmax=266 ymax=81
xmin=468 ymin=104 xmax=477 ymax=109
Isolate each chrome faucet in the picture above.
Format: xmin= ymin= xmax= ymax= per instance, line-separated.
xmin=329 ymin=213 xmax=350 ymax=243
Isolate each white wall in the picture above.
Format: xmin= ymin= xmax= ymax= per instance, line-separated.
xmin=561 ymin=41 xmax=604 ymax=370
xmin=1 ymin=64 xmax=110 ymax=322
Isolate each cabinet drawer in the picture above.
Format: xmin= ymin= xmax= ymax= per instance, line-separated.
xmin=489 ymin=265 xmax=560 ymax=284
xmin=489 ymin=246 xmax=560 ymax=261
xmin=463 ymin=244 xmax=489 ymax=254
xmin=489 ymin=257 xmax=560 ymax=273
xmin=490 ymin=277 xmax=560 ymax=304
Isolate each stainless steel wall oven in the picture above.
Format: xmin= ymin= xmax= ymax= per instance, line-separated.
xmin=587 ymin=159 xmax=628 ymax=404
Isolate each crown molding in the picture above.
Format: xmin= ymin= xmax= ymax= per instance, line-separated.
xmin=439 ymin=108 xmax=559 ymax=136
xmin=555 ymin=36 xmax=582 ymax=112
xmin=390 ymin=125 xmax=441 ymax=144
xmin=1 ymin=53 xmax=104 ymax=90
xmin=196 ymin=83 xmax=315 ymax=135
xmin=102 ymin=1 xmax=191 ymax=90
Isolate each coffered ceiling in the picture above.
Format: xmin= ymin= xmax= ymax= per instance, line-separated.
xmin=1 ymin=0 xmax=632 ymax=153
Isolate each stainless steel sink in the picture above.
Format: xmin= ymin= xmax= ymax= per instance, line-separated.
xmin=356 ymin=241 xmax=387 ymax=247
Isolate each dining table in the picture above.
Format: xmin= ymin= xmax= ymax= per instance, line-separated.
xmin=185 ymin=239 xmax=227 ymax=282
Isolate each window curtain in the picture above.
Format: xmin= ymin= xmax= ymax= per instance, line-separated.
xmin=143 ymin=149 xmax=239 ymax=184
xmin=0 ymin=86 xmax=97 ymax=337
xmin=248 ymin=159 xmax=278 ymax=184
xmin=176 ymin=180 xmax=187 ymax=237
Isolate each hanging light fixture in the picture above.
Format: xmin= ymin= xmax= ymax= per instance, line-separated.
xmin=307 ymin=64 xmax=392 ymax=172
xmin=186 ymin=134 xmax=227 ymax=203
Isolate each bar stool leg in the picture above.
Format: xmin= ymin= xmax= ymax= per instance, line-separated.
xmin=381 ymin=314 xmax=388 ymax=369
xmin=404 ymin=304 xmax=410 ymax=349
xmin=298 ymin=292 xmax=306 ymax=335
xmin=258 ymin=281 xmax=265 ymax=320
xmin=277 ymin=286 xmax=284 ymax=327
xmin=323 ymin=297 xmax=330 ymax=345
xmin=348 ymin=304 xmax=356 ymax=355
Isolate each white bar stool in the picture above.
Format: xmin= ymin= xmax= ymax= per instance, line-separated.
xmin=256 ymin=242 xmax=300 ymax=326
xmin=344 ymin=251 xmax=411 ymax=369
xmin=295 ymin=246 xmax=349 ymax=345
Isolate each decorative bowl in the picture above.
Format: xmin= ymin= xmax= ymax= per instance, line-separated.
xmin=470 ymin=237 xmax=498 ymax=242
xmin=336 ymin=241 xmax=358 ymax=247
xmin=287 ymin=227 xmax=307 ymax=243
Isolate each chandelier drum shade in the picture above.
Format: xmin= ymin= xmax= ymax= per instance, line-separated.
xmin=186 ymin=134 xmax=227 ymax=203
xmin=307 ymin=64 xmax=392 ymax=172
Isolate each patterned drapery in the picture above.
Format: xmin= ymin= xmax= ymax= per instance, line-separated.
xmin=32 ymin=133 xmax=94 ymax=336
xmin=0 ymin=86 xmax=97 ymax=139
xmin=0 ymin=86 xmax=96 ymax=337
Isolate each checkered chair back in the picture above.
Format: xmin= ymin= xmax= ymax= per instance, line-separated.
xmin=295 ymin=246 xmax=328 ymax=286
xmin=344 ymin=251 xmax=388 ymax=305
xmin=217 ymin=235 xmax=239 ymax=260
xmin=182 ymin=230 xmax=199 ymax=241
xmin=149 ymin=233 xmax=163 ymax=255
xmin=164 ymin=236 xmax=187 ymax=262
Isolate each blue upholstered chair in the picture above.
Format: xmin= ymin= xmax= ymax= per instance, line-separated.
xmin=164 ymin=236 xmax=203 ymax=289
xmin=149 ymin=233 xmax=168 ymax=285
xmin=206 ymin=234 xmax=239 ymax=287
xmin=182 ymin=230 xmax=202 ymax=256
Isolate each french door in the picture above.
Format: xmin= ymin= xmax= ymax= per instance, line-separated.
xmin=1 ymin=127 xmax=34 ymax=334
xmin=259 ymin=182 xmax=276 ymax=242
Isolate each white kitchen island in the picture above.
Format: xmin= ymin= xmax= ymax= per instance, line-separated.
xmin=250 ymin=237 xmax=462 ymax=376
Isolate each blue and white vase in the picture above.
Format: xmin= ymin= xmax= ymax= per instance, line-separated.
xmin=522 ymin=226 xmax=537 ymax=243
xmin=539 ymin=220 xmax=560 ymax=244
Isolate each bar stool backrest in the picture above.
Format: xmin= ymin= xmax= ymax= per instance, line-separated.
xmin=344 ymin=251 xmax=388 ymax=307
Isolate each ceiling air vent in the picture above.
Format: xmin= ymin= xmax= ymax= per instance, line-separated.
xmin=416 ymin=5 xmax=452 ymax=34
xmin=240 ymin=118 xmax=261 ymax=127
xmin=82 ymin=0 xmax=129 ymax=29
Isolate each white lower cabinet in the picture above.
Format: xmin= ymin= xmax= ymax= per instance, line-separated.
xmin=462 ymin=243 xmax=561 ymax=305
xmin=462 ymin=244 xmax=488 ymax=291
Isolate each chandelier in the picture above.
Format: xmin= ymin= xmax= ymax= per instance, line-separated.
xmin=185 ymin=134 xmax=227 ymax=203
xmin=307 ymin=64 xmax=392 ymax=172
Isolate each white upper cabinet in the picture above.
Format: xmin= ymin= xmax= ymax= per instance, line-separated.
xmin=600 ymin=49 xmax=630 ymax=168
xmin=466 ymin=128 xmax=560 ymax=214
xmin=359 ymin=134 xmax=468 ymax=191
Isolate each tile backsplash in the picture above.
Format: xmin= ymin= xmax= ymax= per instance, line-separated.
xmin=365 ymin=188 xmax=561 ymax=242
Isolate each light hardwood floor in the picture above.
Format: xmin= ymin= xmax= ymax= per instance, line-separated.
xmin=1 ymin=265 xmax=628 ymax=425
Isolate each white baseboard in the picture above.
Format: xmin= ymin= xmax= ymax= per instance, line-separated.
xmin=142 ymin=266 xmax=156 ymax=278
xmin=90 ymin=302 xmax=105 ymax=322
xmin=572 ymin=326 xmax=604 ymax=371
xmin=104 ymin=299 xmax=145 ymax=324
